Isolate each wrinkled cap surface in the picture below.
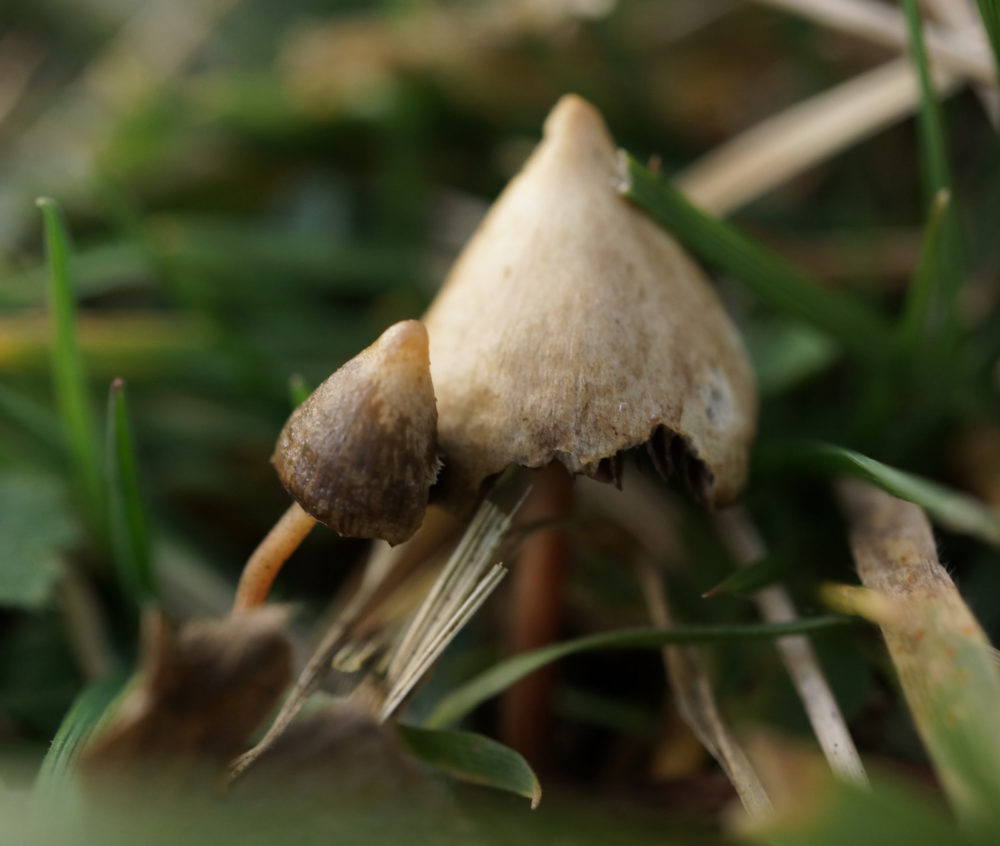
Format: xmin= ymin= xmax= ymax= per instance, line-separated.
xmin=272 ymin=320 xmax=439 ymax=545
xmin=423 ymin=94 xmax=757 ymax=507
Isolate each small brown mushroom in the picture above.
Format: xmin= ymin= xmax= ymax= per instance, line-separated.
xmin=233 ymin=320 xmax=439 ymax=612
xmin=423 ymin=93 xmax=756 ymax=506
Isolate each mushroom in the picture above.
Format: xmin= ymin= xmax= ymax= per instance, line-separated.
xmin=423 ymin=93 xmax=756 ymax=507
xmin=232 ymin=320 xmax=439 ymax=612
xmin=421 ymin=94 xmax=757 ymax=757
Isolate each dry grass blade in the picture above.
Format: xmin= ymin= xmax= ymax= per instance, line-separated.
xmin=676 ymin=57 xmax=958 ymax=217
xmin=369 ymin=500 xmax=515 ymax=720
xmin=0 ymin=0 xmax=248 ymax=250
xmin=753 ymin=0 xmax=993 ymax=85
xmin=714 ymin=507 xmax=867 ymax=785
xmin=227 ymin=509 xmax=459 ymax=781
xmin=56 ymin=562 xmax=117 ymax=682
xmin=922 ymin=0 xmax=998 ymax=122
xmin=0 ymin=33 xmax=44 ymax=128
xmin=838 ymin=479 xmax=1000 ymax=827
xmin=378 ymin=562 xmax=508 ymax=722
xmin=230 ymin=499 xmax=514 ymax=781
xmin=635 ymin=556 xmax=772 ymax=818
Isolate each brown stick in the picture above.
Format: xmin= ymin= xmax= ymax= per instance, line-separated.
xmin=499 ymin=462 xmax=574 ymax=767
xmin=232 ymin=502 xmax=317 ymax=612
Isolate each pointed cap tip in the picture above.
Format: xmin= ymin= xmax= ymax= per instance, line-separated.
xmin=272 ymin=319 xmax=438 ymax=545
xmin=376 ymin=319 xmax=430 ymax=363
xmin=544 ymin=93 xmax=609 ymax=143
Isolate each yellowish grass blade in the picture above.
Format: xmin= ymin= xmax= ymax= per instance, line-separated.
xmin=838 ymin=479 xmax=1000 ymax=828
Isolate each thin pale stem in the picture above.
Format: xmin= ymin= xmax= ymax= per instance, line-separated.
xmin=635 ymin=555 xmax=773 ymax=819
xmin=753 ymin=0 xmax=993 ymax=85
xmin=714 ymin=506 xmax=867 ymax=785
xmin=232 ymin=501 xmax=316 ymax=612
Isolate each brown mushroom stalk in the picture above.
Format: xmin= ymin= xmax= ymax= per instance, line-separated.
xmin=499 ymin=462 xmax=574 ymax=766
xmin=233 ymin=503 xmax=318 ymax=612
xmin=232 ymin=320 xmax=439 ymax=613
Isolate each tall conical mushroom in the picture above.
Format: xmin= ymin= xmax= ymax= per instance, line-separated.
xmin=423 ymin=94 xmax=756 ymax=506
xmin=422 ymin=94 xmax=757 ymax=760
xmin=233 ymin=320 xmax=439 ymax=611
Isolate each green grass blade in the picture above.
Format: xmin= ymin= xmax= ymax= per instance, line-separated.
xmin=32 ymin=672 xmax=129 ymax=801
xmin=761 ymin=441 xmax=1000 ymax=546
xmin=702 ymin=553 xmax=787 ymax=599
xmin=0 ymin=383 xmax=65 ymax=454
xmin=745 ymin=318 xmax=840 ymax=396
xmin=105 ymin=378 xmax=155 ymax=604
xmin=288 ymin=373 xmax=310 ymax=409
xmin=37 ymin=198 xmax=104 ymax=529
xmin=978 ymin=0 xmax=1000 ymax=93
xmin=902 ymin=0 xmax=952 ymax=199
xmin=397 ymin=725 xmax=542 ymax=809
xmin=425 ymin=616 xmax=849 ymax=729
xmin=896 ymin=189 xmax=950 ymax=353
xmin=901 ymin=0 xmax=965 ymax=345
xmin=619 ymin=154 xmax=890 ymax=360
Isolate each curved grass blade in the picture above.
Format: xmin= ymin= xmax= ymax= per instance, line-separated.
xmin=106 ymin=379 xmax=155 ymax=604
xmin=761 ymin=441 xmax=1000 ymax=546
xmin=902 ymin=0 xmax=953 ymax=200
xmin=0 ymin=383 xmax=64 ymax=454
xmin=618 ymin=154 xmax=890 ymax=361
xmin=703 ymin=552 xmax=787 ymax=599
xmin=37 ymin=198 xmax=104 ymax=529
xmin=425 ymin=616 xmax=850 ymax=729
xmin=902 ymin=0 xmax=965 ymax=346
xmin=896 ymin=189 xmax=950 ymax=354
xmin=397 ymin=725 xmax=541 ymax=809
xmin=745 ymin=319 xmax=840 ymax=396
xmin=32 ymin=672 xmax=129 ymax=802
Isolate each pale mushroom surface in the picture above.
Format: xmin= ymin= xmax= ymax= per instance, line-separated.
xmin=423 ymin=94 xmax=756 ymax=506
xmin=272 ymin=320 xmax=439 ymax=545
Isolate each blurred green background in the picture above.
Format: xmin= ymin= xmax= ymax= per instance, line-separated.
xmin=2 ymin=1 xmax=1000 ymax=843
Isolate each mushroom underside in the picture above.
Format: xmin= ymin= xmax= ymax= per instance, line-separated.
xmin=436 ymin=422 xmax=717 ymax=508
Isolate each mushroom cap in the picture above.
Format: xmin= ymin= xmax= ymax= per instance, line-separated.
xmin=422 ymin=94 xmax=757 ymax=507
xmin=272 ymin=320 xmax=439 ymax=546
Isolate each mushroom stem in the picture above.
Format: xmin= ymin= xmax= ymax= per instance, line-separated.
xmin=499 ymin=462 xmax=574 ymax=767
xmin=233 ymin=502 xmax=317 ymax=612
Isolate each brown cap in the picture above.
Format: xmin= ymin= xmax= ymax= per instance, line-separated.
xmin=423 ymin=94 xmax=757 ymax=507
xmin=272 ymin=320 xmax=439 ymax=545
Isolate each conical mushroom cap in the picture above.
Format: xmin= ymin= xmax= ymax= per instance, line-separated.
xmin=272 ymin=320 xmax=439 ymax=546
xmin=423 ymin=95 xmax=756 ymax=506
